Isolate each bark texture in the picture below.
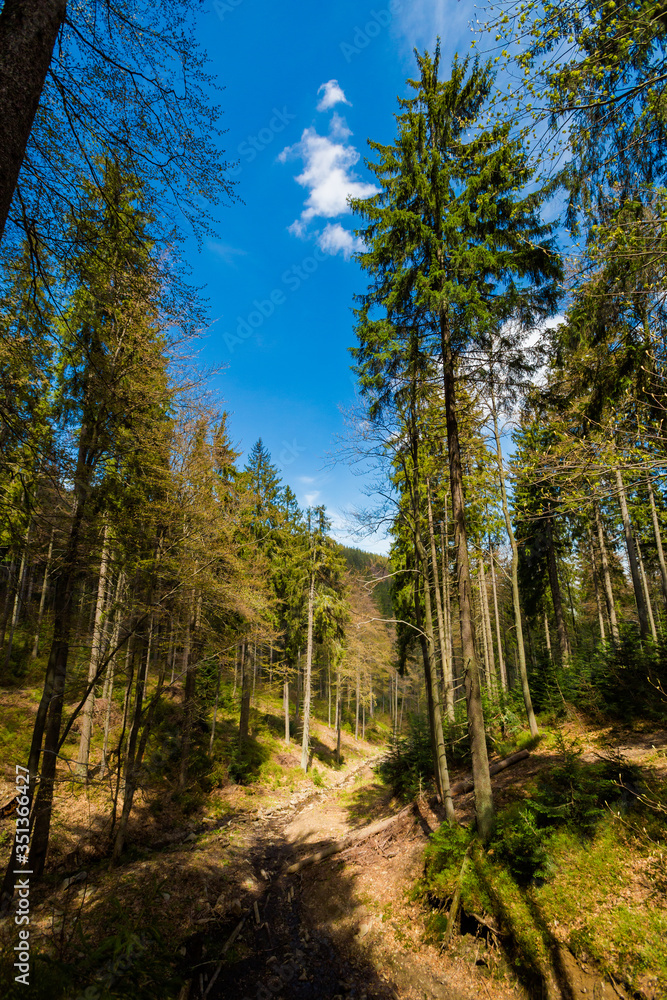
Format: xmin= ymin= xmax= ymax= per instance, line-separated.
xmin=593 ymin=500 xmax=619 ymax=643
xmin=442 ymin=325 xmax=494 ymax=841
xmin=300 ymin=572 xmax=315 ymax=772
xmin=490 ymin=391 xmax=538 ymax=736
xmin=0 ymin=0 xmax=67 ymax=241
xmin=545 ymin=515 xmax=571 ymax=666
xmin=615 ymin=468 xmax=650 ymax=639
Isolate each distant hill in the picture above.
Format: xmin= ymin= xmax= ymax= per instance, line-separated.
xmin=338 ymin=545 xmax=392 ymax=619
xmin=339 ymin=544 xmax=388 ymax=571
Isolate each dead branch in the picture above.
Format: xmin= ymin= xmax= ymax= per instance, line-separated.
xmin=284 ymin=802 xmax=416 ymax=874
xmin=449 ymin=749 xmax=531 ymax=797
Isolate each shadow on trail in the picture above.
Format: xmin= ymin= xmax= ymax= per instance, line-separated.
xmin=308 ymin=733 xmax=344 ymax=770
xmin=342 ymin=782 xmax=395 ymax=830
xmin=188 ymin=821 xmax=396 ymax=1000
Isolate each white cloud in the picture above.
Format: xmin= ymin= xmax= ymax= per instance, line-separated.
xmin=304 ymin=490 xmax=321 ymax=506
xmin=287 ymin=219 xmax=306 ymax=238
xmin=317 ymin=79 xmax=351 ymax=112
xmin=279 ymin=113 xmax=378 ymax=233
xmin=317 ymin=222 xmax=363 ymax=259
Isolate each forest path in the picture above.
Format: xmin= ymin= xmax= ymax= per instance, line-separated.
xmin=186 ymin=755 xmax=524 ymax=1000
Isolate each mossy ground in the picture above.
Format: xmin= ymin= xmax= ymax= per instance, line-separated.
xmin=419 ymin=718 xmax=667 ymax=999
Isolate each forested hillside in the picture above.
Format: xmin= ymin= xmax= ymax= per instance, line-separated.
xmin=0 ymin=2 xmax=666 ymax=999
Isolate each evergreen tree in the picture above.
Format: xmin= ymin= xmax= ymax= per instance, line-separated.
xmin=1 ymin=158 xmax=174 ymax=899
xmin=351 ymin=47 xmax=561 ymax=840
xmin=243 ymin=438 xmax=283 ymax=539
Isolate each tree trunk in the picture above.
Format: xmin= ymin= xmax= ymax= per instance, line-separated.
xmin=178 ymin=603 xmax=194 ymax=788
xmin=284 ymin=677 xmax=290 ymax=744
xmin=636 ymin=536 xmax=658 ymax=641
xmin=252 ymin=641 xmax=257 ymax=701
xmin=426 ymin=479 xmax=454 ymax=721
xmin=336 ymin=665 xmax=341 ymax=764
xmin=479 ymin=555 xmax=497 ymax=697
xmin=0 ymin=0 xmax=67 ymax=242
xmin=615 ymin=467 xmax=650 ymax=639
xmin=593 ymin=500 xmax=619 ymax=643
xmin=209 ymin=657 xmax=222 ymax=752
xmin=327 ymin=656 xmax=331 ymax=728
xmin=295 ymin=648 xmax=301 ymax=724
xmin=355 ymin=666 xmax=360 ymax=741
xmin=545 ymin=515 xmax=571 ymax=666
xmin=490 ymin=388 xmax=538 ymax=738
xmin=437 ymin=368 xmax=488 ymax=823
xmin=476 ymin=563 xmax=490 ymax=686
xmin=4 ymin=519 xmax=31 ymax=669
xmin=76 ymin=523 xmax=110 ymax=780
xmin=100 ymin=571 xmax=124 ymax=781
xmin=442 ymin=333 xmax=493 ymax=841
xmin=300 ymin=571 xmax=315 ymax=772
xmin=440 ymin=516 xmax=456 ymax=716
xmin=0 ymin=558 xmax=16 ymax=648
xmin=488 ymin=541 xmax=507 ymax=690
xmin=23 ymin=424 xmax=92 ymax=884
xmin=418 ymin=554 xmax=455 ymax=821
xmin=109 ymin=637 xmax=135 ymax=837
xmin=543 ymin=609 xmax=552 ymax=659
xmin=647 ymin=472 xmax=667 ymax=618
xmin=100 ymin=656 xmax=116 ymax=778
xmin=588 ymin=532 xmax=607 ymax=644
xmin=111 ymin=632 xmax=163 ymax=864
xmin=238 ymin=643 xmax=250 ymax=743
xmin=31 ymin=527 xmax=54 ymax=659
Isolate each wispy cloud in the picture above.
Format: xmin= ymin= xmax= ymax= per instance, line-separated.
xmin=316 ymin=79 xmax=351 ymax=112
xmin=207 ymin=240 xmax=249 ymax=265
xmin=326 ymin=508 xmax=390 ymax=554
xmin=391 ymin=0 xmax=473 ymax=60
xmin=304 ymin=490 xmax=321 ymax=506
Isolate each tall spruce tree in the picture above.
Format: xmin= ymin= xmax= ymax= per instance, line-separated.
xmin=351 ymin=47 xmax=561 ymax=840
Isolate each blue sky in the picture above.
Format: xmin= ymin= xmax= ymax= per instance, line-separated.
xmin=188 ymin=1 xmax=479 ymax=553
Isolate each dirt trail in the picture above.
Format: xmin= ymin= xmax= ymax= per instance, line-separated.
xmin=185 ymin=759 xmax=524 ymax=1000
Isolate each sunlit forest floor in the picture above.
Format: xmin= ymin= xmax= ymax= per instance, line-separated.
xmin=0 ymin=692 xmax=666 ymax=999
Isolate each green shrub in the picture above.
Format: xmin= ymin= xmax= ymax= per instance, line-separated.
xmin=227 ymin=737 xmax=269 ymax=784
xmin=570 ymin=627 xmax=667 ymax=721
xmin=490 ymin=802 xmax=552 ymax=884
xmin=422 ymin=821 xmax=473 ymax=900
xmin=531 ymin=730 xmax=617 ymax=834
xmin=377 ymin=715 xmax=434 ymax=798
